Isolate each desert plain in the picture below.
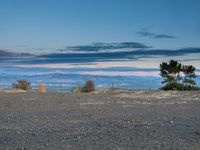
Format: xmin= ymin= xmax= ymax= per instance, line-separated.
xmin=0 ymin=89 xmax=200 ymax=150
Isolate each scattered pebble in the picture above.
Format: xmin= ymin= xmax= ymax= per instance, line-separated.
xmin=0 ymin=91 xmax=199 ymax=149
xmin=32 ymin=132 xmax=36 ymax=136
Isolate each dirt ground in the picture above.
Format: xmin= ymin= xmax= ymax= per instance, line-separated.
xmin=0 ymin=90 xmax=200 ymax=150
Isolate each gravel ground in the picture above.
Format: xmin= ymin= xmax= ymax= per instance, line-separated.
xmin=0 ymin=90 xmax=200 ymax=150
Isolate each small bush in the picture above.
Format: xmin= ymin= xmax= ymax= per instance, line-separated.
xmin=37 ymin=84 xmax=47 ymax=93
xmin=80 ymin=80 xmax=95 ymax=93
xmin=12 ymin=80 xmax=32 ymax=91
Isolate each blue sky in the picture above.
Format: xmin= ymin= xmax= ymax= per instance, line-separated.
xmin=0 ymin=0 xmax=200 ymax=51
xmin=0 ymin=0 xmax=200 ymax=69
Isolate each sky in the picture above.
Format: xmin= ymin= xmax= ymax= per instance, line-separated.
xmin=0 ymin=0 xmax=200 ymax=69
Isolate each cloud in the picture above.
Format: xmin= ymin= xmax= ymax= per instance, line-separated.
xmin=0 ymin=49 xmax=34 ymax=64
xmin=58 ymin=42 xmax=151 ymax=52
xmin=24 ymin=47 xmax=200 ymax=64
xmin=137 ymin=31 xmax=176 ymax=39
xmin=153 ymin=34 xmax=176 ymax=39
xmin=0 ymin=49 xmax=16 ymax=57
xmin=1 ymin=47 xmax=200 ymax=65
xmin=0 ymin=49 xmax=33 ymax=57
xmin=24 ymin=48 xmax=48 ymax=51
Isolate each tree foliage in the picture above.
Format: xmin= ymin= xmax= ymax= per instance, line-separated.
xmin=160 ymin=60 xmax=198 ymax=90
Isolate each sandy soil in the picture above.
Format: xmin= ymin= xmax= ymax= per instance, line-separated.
xmin=0 ymin=90 xmax=200 ymax=150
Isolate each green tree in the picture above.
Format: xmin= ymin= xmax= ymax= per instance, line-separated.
xmin=160 ymin=60 xmax=198 ymax=90
xmin=182 ymin=65 xmax=196 ymax=88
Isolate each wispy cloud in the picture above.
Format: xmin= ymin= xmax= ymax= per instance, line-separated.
xmin=137 ymin=31 xmax=176 ymax=39
xmin=0 ymin=49 xmax=34 ymax=64
xmin=153 ymin=34 xmax=176 ymax=39
xmin=0 ymin=49 xmax=32 ymax=57
xmin=0 ymin=49 xmax=15 ymax=57
xmin=58 ymin=42 xmax=151 ymax=52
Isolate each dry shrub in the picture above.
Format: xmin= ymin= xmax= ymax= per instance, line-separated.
xmin=12 ymin=80 xmax=32 ymax=91
xmin=37 ymin=84 xmax=47 ymax=93
xmin=81 ymin=80 xmax=95 ymax=93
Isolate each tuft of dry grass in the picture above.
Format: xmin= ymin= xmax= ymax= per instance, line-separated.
xmin=37 ymin=84 xmax=47 ymax=93
xmin=80 ymin=80 xmax=95 ymax=93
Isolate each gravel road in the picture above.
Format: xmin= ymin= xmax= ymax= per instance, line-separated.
xmin=0 ymin=90 xmax=200 ymax=150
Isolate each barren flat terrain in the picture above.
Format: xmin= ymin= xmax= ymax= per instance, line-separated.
xmin=0 ymin=90 xmax=200 ymax=150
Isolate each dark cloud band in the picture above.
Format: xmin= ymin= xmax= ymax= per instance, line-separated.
xmin=0 ymin=47 xmax=199 ymax=64
xmin=137 ymin=31 xmax=176 ymax=39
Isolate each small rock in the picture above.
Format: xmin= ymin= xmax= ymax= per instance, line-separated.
xmin=195 ymin=131 xmax=200 ymax=135
xmin=32 ymin=132 xmax=36 ymax=136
